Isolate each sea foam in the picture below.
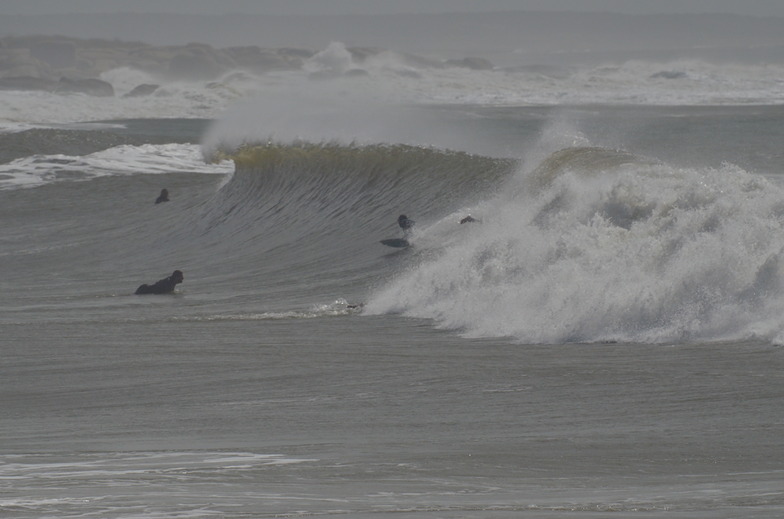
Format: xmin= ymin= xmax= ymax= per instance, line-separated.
xmin=365 ymin=144 xmax=784 ymax=344
xmin=0 ymin=143 xmax=232 ymax=190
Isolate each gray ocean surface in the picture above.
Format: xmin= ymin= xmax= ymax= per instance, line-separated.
xmin=2 ymin=106 xmax=784 ymax=518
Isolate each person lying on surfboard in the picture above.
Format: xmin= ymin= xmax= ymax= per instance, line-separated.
xmin=135 ymin=270 xmax=184 ymax=295
xmin=155 ymin=188 xmax=169 ymax=204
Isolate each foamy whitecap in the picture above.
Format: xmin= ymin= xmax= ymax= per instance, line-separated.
xmin=0 ymin=143 xmax=233 ymax=190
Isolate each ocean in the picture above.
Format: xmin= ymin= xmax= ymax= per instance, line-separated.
xmin=2 ymin=42 xmax=784 ymax=518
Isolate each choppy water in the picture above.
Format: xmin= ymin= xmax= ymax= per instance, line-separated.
xmin=2 ymin=77 xmax=784 ymax=516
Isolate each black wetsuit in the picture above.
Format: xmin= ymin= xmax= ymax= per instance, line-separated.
xmin=135 ymin=270 xmax=183 ymax=295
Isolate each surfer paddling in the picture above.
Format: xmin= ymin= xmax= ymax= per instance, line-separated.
xmin=155 ymin=188 xmax=169 ymax=204
xmin=135 ymin=270 xmax=184 ymax=295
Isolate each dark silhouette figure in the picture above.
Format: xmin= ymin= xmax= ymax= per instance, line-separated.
xmin=460 ymin=215 xmax=479 ymax=224
xmin=398 ymin=214 xmax=415 ymax=231
xmin=135 ymin=270 xmax=184 ymax=295
xmin=155 ymin=189 xmax=169 ymax=204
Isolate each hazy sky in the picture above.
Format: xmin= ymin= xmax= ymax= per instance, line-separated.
xmin=4 ymin=0 xmax=784 ymax=17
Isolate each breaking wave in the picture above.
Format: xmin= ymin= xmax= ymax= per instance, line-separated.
xmin=365 ymin=146 xmax=784 ymax=344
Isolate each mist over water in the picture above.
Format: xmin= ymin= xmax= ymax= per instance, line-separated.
xmin=201 ymin=90 xmax=499 ymax=160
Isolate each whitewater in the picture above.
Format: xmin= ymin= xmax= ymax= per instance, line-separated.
xmin=2 ymin=39 xmax=784 ymax=518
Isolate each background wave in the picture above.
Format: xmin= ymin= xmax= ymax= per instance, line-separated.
xmin=4 ymin=40 xmax=784 ymax=131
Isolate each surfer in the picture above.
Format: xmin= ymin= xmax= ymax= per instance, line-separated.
xmin=398 ymin=214 xmax=415 ymax=232
xmin=380 ymin=215 xmax=415 ymax=248
xmin=135 ymin=270 xmax=184 ymax=295
xmin=460 ymin=215 xmax=477 ymax=224
xmin=155 ymin=188 xmax=169 ymax=204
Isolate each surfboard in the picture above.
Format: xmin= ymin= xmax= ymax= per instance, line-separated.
xmin=380 ymin=238 xmax=410 ymax=248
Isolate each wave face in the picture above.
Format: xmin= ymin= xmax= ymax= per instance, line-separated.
xmin=195 ymin=143 xmax=514 ymax=302
xmin=365 ymin=146 xmax=784 ymax=344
